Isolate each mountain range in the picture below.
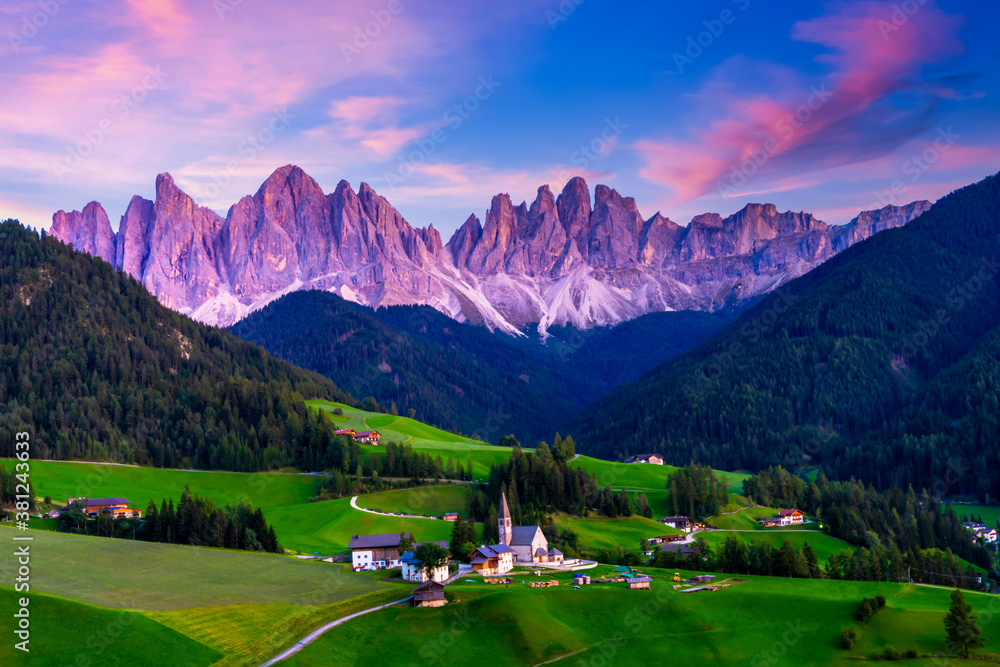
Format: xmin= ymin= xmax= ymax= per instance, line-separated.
xmin=50 ymin=165 xmax=930 ymax=335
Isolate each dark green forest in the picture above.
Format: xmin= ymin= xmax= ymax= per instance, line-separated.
xmin=0 ymin=220 xmax=356 ymax=471
xmin=573 ymin=172 xmax=1000 ymax=500
xmin=230 ymin=291 xmax=583 ymax=444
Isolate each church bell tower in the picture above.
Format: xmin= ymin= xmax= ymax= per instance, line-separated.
xmin=498 ymin=491 xmax=512 ymax=545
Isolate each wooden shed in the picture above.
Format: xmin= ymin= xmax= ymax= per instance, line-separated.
xmin=413 ymin=580 xmax=447 ymax=607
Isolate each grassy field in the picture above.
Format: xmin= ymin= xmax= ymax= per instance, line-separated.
xmin=0 ymin=458 xmax=322 ymax=511
xmin=706 ymin=506 xmax=799 ymax=530
xmin=699 ymin=529 xmax=853 ymax=564
xmin=555 ymin=515 xmax=681 ymax=551
xmin=0 ymin=587 xmax=222 ymax=667
xmin=355 ymin=483 xmax=469 ymax=518
xmin=145 ymin=587 xmax=408 ymax=667
xmin=568 ymin=456 xmax=749 ymax=494
xmin=0 ymin=526 xmax=386 ymax=611
xmin=282 ymin=565 xmax=1000 ymax=666
xmin=308 ymin=400 xmax=531 ymax=478
xmin=264 ymin=496 xmax=459 ymax=555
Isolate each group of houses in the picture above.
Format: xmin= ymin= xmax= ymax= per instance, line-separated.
xmin=757 ymin=509 xmax=805 ymax=527
xmin=335 ymin=428 xmax=382 ymax=445
xmin=963 ymin=522 xmax=998 ymax=543
xmin=347 ymin=532 xmax=450 ymax=583
xmin=625 ymin=453 xmax=664 ymax=465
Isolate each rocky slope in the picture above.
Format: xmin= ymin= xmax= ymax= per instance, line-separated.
xmin=50 ymin=165 xmax=931 ymax=334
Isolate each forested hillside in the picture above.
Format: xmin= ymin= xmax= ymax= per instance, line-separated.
xmin=231 ymin=290 xmax=737 ymax=443
xmin=231 ymin=291 xmax=585 ymax=443
xmin=573 ymin=172 xmax=1000 ymax=499
xmin=0 ymin=220 xmax=354 ymax=471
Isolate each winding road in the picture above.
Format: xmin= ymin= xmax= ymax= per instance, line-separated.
xmin=349 ymin=495 xmax=442 ymax=520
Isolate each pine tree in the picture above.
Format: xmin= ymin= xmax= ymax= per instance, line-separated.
xmin=944 ymin=589 xmax=985 ymax=658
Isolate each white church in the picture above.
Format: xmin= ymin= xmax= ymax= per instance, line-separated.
xmin=497 ymin=492 xmax=563 ymax=565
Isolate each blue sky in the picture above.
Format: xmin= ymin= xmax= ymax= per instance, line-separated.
xmin=1 ymin=0 xmax=997 ymax=238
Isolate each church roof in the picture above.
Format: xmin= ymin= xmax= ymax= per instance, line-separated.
xmin=510 ymin=525 xmax=542 ymax=546
xmin=500 ymin=492 xmax=511 ymax=523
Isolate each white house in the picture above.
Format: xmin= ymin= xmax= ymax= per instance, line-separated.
xmin=349 ymin=532 xmax=409 ymax=570
xmin=776 ymin=509 xmax=805 ymax=526
xmin=400 ymin=546 xmax=451 ymax=583
xmin=658 ymin=516 xmax=691 ymax=532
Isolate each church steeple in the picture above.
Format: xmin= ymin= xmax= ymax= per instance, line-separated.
xmin=498 ymin=491 xmax=512 ymax=546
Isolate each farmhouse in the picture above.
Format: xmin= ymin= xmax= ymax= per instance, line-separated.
xmin=777 ymin=509 xmax=804 ymax=525
xmin=658 ymin=516 xmax=691 ymax=532
xmin=67 ymin=497 xmax=142 ymax=518
xmin=660 ymin=543 xmax=698 ymax=557
xmin=353 ymin=430 xmax=382 ymax=445
xmin=412 ymin=580 xmax=447 ymax=607
xmin=349 ymin=532 xmax=410 ymax=570
xmin=625 ymin=453 xmax=664 ymax=465
xmin=443 ymin=512 xmax=459 ymax=521
xmin=400 ymin=543 xmax=451 ymax=583
xmin=469 ymin=544 xmax=514 ymax=575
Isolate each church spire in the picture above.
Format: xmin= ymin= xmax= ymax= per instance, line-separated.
xmin=498 ymin=490 xmax=512 ymax=546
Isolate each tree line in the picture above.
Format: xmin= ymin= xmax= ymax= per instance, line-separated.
xmin=56 ymin=486 xmax=281 ymax=553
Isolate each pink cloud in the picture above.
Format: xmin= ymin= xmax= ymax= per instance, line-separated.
xmin=636 ymin=1 xmax=966 ymax=205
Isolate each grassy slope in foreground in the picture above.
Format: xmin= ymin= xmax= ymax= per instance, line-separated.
xmin=1 ymin=526 xmax=384 ymax=610
xmin=0 ymin=587 xmax=222 ymax=667
xmin=283 ymin=567 xmax=1000 ymax=666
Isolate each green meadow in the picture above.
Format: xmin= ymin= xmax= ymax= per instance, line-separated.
xmin=554 ymin=514 xmax=681 ymax=551
xmin=698 ymin=529 xmax=853 ymax=564
xmin=2 ymin=458 xmax=322 ymax=511
xmin=264 ymin=496 xmax=459 ymax=555
xmin=354 ymin=483 xmax=469 ymax=518
xmin=282 ymin=565 xmax=1000 ymax=666
xmin=568 ymin=455 xmax=749 ymax=494
xmin=0 ymin=526 xmax=384 ymax=610
xmin=0 ymin=588 xmax=222 ymax=667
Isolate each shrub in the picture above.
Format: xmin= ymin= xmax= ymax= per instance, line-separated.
xmin=856 ymin=598 xmax=876 ymax=622
xmin=839 ymin=626 xmax=857 ymax=649
xmin=904 ymin=649 xmax=918 ymax=659
xmin=881 ymin=645 xmax=901 ymax=660
xmin=875 ymin=594 xmax=886 ymax=608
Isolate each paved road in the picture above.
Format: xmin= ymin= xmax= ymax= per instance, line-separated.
xmin=349 ymin=495 xmax=441 ymax=520
xmin=259 ymin=596 xmax=413 ymax=666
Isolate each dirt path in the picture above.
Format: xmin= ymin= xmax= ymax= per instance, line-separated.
xmin=258 ymin=596 xmax=412 ymax=666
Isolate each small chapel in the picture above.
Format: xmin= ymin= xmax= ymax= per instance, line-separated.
xmin=497 ymin=491 xmax=564 ymax=564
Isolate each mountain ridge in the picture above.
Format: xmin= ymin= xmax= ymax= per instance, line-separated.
xmin=50 ymin=165 xmax=931 ymax=334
